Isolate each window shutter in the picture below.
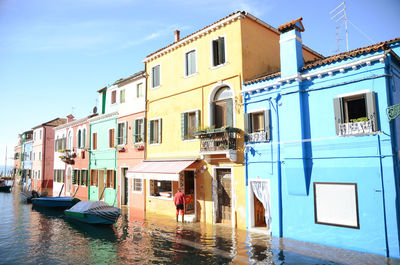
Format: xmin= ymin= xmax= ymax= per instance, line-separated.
xmin=265 ymin=109 xmax=271 ymax=141
xmin=158 ymin=118 xmax=162 ymax=143
xmin=210 ymin=102 xmax=215 ymax=127
xmin=226 ymin=98 xmax=233 ymax=126
xmin=195 ymin=110 xmax=200 ymax=132
xmin=132 ymin=120 xmax=137 ymax=142
xmin=244 ymin=113 xmax=252 ymax=134
xmin=366 ymin=92 xmax=378 ymax=132
xmin=124 ymin=121 xmax=128 ymax=144
xmin=83 ymin=129 xmax=86 ymax=148
xmin=149 ymin=120 xmax=153 ymax=144
xmin=218 ymin=37 xmax=225 ymax=64
xmin=212 ymin=40 xmax=218 ymax=66
xmin=181 ymin=113 xmax=186 ymax=140
xmin=333 ymin=97 xmax=344 ymax=135
xmin=141 ymin=118 xmax=146 ymax=142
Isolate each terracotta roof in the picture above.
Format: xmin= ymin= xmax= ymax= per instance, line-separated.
xmin=113 ymin=70 xmax=145 ymax=86
xmin=244 ymin=38 xmax=400 ymax=86
xmin=302 ymin=37 xmax=400 ymax=70
xmin=277 ymin=17 xmax=304 ymax=33
xmin=97 ymin=86 xmax=107 ymax=93
xmin=33 ymin=118 xmax=67 ymax=129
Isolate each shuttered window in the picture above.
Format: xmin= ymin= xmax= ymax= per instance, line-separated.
xmin=72 ymin=170 xmax=80 ymax=185
xmin=81 ymin=170 xmax=88 ymax=186
xmin=185 ymin=50 xmax=196 ymax=76
xmin=111 ymin=90 xmax=116 ymax=104
xmin=92 ymin=133 xmax=97 ymax=150
xmin=117 ymin=122 xmax=127 ymax=145
xmin=148 ymin=119 xmax=162 ymax=144
xmin=152 ymin=65 xmax=160 ymax=88
xmin=109 ymin=129 xmax=115 ymax=148
xmin=333 ymin=91 xmax=378 ymax=136
xmin=181 ymin=110 xmax=200 ymax=140
xmin=245 ymin=110 xmax=271 ymax=142
xmin=133 ymin=118 xmax=145 ymax=143
xmin=212 ymin=37 xmax=226 ymax=67
xmin=106 ymin=170 xmax=115 ymax=189
xmin=90 ymin=170 xmax=98 ymax=186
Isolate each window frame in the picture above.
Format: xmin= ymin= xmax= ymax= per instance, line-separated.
xmin=132 ymin=178 xmax=143 ymax=193
xmin=133 ymin=117 xmax=145 ymax=143
xmin=106 ymin=169 xmax=116 ymax=189
xmin=109 ymin=128 xmax=115 ymax=148
xmin=184 ymin=48 xmax=197 ymax=78
xmin=149 ymin=180 xmax=172 ymax=199
xmin=181 ymin=109 xmax=200 ymax=141
xmin=210 ymin=36 xmax=227 ymax=69
xmin=148 ymin=118 xmax=162 ymax=145
xmin=120 ymin=89 xmax=126 ymax=103
xmin=245 ymin=109 xmax=271 ymax=143
xmin=111 ymin=90 xmax=117 ymax=104
xmin=136 ymin=83 xmax=143 ymax=98
xmin=151 ymin=64 xmax=161 ymax=89
xmin=92 ymin=132 xmax=97 ymax=150
xmin=117 ymin=122 xmax=128 ymax=145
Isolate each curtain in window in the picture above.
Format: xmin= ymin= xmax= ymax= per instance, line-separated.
xmin=251 ymin=181 xmax=271 ymax=228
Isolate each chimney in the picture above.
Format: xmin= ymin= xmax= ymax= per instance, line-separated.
xmin=277 ymin=18 xmax=305 ymax=78
xmin=174 ymin=30 xmax=180 ymax=42
xmin=67 ymin=114 xmax=75 ymax=122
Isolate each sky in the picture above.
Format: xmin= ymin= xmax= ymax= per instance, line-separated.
xmin=0 ymin=0 xmax=399 ymax=167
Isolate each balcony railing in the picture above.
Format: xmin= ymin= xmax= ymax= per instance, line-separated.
xmin=338 ymin=120 xmax=374 ymax=136
xmin=194 ymin=127 xmax=240 ymax=152
xmin=59 ymin=149 xmax=75 ymax=164
xmin=247 ymin=131 xmax=268 ymax=143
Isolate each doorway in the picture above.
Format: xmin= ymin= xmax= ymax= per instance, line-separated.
xmin=98 ymin=170 xmax=105 ymax=200
xmin=254 ymin=194 xmax=266 ymax=227
xmin=249 ymin=180 xmax=271 ymax=230
xmin=184 ymin=171 xmax=195 ymax=214
xmin=121 ymin=168 xmax=128 ymax=206
xmin=216 ymin=168 xmax=231 ymax=223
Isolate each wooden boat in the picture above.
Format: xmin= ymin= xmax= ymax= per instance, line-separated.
xmin=65 ymin=201 xmax=121 ymax=225
xmin=31 ymin=196 xmax=79 ymax=209
xmin=20 ymin=190 xmax=40 ymax=203
xmin=0 ymin=179 xmax=13 ymax=192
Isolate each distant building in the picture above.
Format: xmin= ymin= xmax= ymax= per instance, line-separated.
xmin=242 ymin=18 xmax=400 ymax=258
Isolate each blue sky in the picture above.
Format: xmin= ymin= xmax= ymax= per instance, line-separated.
xmin=0 ymin=0 xmax=399 ymax=166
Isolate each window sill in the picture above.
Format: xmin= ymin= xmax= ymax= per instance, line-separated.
xmin=184 ymin=72 xmax=198 ymax=79
xmin=183 ymin=138 xmax=199 ymax=142
xmin=210 ymin=62 xmax=227 ymax=70
xmin=151 ymin=85 xmax=161 ymax=90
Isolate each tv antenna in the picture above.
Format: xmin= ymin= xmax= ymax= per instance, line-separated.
xmin=330 ymin=1 xmax=349 ymax=52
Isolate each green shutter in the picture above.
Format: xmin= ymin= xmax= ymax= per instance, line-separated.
xmin=158 ymin=119 xmax=162 ymax=143
xmin=83 ymin=129 xmax=86 ymax=148
xmin=244 ymin=113 xmax=251 ymax=134
xmin=195 ymin=110 xmax=200 ymax=132
xmin=366 ymin=92 xmax=378 ymax=132
xmin=226 ymin=98 xmax=233 ymax=126
xmin=141 ymin=118 xmax=146 ymax=143
xmin=148 ymin=120 xmax=153 ymax=144
xmin=132 ymin=119 xmax=137 ymax=142
xmin=181 ymin=113 xmax=186 ymax=140
xmin=265 ymin=109 xmax=271 ymax=141
xmin=212 ymin=40 xmax=218 ymax=66
xmin=124 ymin=121 xmax=128 ymax=144
xmin=218 ymin=37 xmax=225 ymax=64
xmin=333 ymin=97 xmax=344 ymax=135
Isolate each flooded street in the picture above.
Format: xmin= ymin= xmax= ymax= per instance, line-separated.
xmin=0 ymin=187 xmax=397 ymax=265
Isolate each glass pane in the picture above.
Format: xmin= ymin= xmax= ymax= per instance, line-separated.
xmin=252 ymin=112 xmax=265 ymax=132
xmin=120 ymin=89 xmax=125 ymax=103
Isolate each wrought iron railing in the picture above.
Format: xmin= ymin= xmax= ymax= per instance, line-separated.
xmin=194 ymin=127 xmax=240 ymax=152
xmin=247 ymin=131 xmax=267 ymax=143
xmin=338 ymin=120 xmax=373 ymax=136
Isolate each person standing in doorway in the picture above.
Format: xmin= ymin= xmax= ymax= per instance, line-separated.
xmin=174 ymin=188 xmax=185 ymax=222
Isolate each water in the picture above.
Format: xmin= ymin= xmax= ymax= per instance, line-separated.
xmin=0 ymin=187 xmax=395 ymax=265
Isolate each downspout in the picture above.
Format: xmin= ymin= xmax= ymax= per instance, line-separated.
xmin=274 ymin=94 xmax=283 ymax=238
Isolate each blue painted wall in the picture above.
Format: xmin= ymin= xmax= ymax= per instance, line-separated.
xmin=244 ymin=39 xmax=400 ymax=258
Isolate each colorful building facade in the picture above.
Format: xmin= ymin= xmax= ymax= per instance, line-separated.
xmin=242 ymin=18 xmax=400 ymax=258
xmin=133 ymin=11 xmax=322 ymax=228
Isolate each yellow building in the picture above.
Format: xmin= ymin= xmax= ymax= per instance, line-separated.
xmin=130 ymin=11 xmax=321 ymax=229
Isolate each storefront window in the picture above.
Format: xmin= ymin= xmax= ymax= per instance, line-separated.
xmin=150 ymin=180 xmax=172 ymax=198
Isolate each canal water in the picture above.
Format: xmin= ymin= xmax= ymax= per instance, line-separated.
xmin=0 ymin=187 xmax=395 ymax=265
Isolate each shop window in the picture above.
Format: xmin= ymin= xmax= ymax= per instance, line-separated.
xmin=150 ymin=180 xmax=172 ymax=198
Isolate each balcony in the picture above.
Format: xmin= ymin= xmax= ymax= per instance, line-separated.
xmin=194 ymin=127 xmax=240 ymax=162
xmin=338 ymin=120 xmax=374 ymax=136
xmin=246 ymin=131 xmax=268 ymax=143
xmin=58 ymin=149 xmax=75 ymax=164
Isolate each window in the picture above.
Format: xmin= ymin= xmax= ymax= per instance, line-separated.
xmin=152 ymin=65 xmax=160 ymax=88
xmin=136 ymin=83 xmax=143 ymax=98
xmin=150 ymin=180 xmax=172 ymax=198
xmin=133 ymin=178 xmax=142 ymax=192
xmin=73 ymin=169 xmax=80 ymax=185
xmin=212 ymin=37 xmax=226 ymax=67
xmin=106 ymin=170 xmax=115 ymax=189
xmin=38 ymin=170 xmax=41 ymax=179
xmin=90 ymin=169 xmax=98 ymax=186
xmin=34 ymin=132 xmax=36 ymax=141
xmin=81 ymin=170 xmax=88 ymax=186
xmin=68 ymin=131 xmax=73 ymax=151
xmin=181 ymin=110 xmax=200 ymax=140
xmin=77 ymin=130 xmax=82 ymax=148
xmin=211 ymin=86 xmax=233 ymax=128
xmin=333 ymin=91 xmax=378 ymax=136
xmin=314 ymin=182 xmax=359 ymax=229
xmin=109 ymin=129 xmax=115 ymax=148
xmin=54 ymin=169 xmax=65 ymax=183
xmin=111 ymin=90 xmax=117 ymax=104
xmin=117 ymin=122 xmax=127 ymax=145
xmin=39 ymin=152 xmax=41 ymax=160
xmin=33 ymin=152 xmax=35 ymax=161
xmin=92 ymin=133 xmax=97 ymax=150
xmin=133 ymin=118 xmax=145 ymax=143
xmin=82 ymin=129 xmax=86 ymax=148
xmin=185 ymin=50 xmax=196 ymax=76
xmin=39 ymin=130 xmax=42 ymax=140
xmin=149 ymin=119 xmax=162 ymax=144
xmin=245 ymin=110 xmax=271 ymax=142
xmin=120 ymin=89 xmax=125 ymax=103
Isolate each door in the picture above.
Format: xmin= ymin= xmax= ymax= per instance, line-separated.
xmin=184 ymin=171 xmax=195 ymax=214
xmin=66 ymin=168 xmax=72 ymax=196
xmin=214 ymin=100 xmax=226 ymax=128
xmin=121 ymin=168 xmax=128 ymax=205
xmin=98 ymin=170 xmax=105 ymax=200
xmin=254 ymin=194 xmax=266 ymax=227
xmin=216 ymin=169 xmax=231 ymax=223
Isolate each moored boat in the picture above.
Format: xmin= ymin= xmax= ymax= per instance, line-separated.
xmin=0 ymin=179 xmax=13 ymax=192
xmin=65 ymin=201 xmax=121 ymax=225
xmin=31 ymin=196 xmax=79 ymax=209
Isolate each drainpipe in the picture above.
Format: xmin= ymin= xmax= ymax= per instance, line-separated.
xmin=274 ymin=94 xmax=283 ymax=238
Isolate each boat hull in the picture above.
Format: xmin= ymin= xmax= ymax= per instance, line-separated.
xmin=65 ymin=210 xmax=118 ymax=225
xmin=31 ymin=197 xmax=75 ymax=208
xmin=0 ymin=186 xmax=11 ymax=192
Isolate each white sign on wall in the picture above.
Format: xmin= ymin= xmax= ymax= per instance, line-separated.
xmin=314 ymin=182 xmax=359 ymax=229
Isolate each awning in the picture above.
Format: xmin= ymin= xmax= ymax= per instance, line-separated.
xmin=126 ymin=160 xmax=196 ymax=181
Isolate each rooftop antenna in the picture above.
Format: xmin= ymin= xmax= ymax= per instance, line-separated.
xmin=330 ymin=1 xmax=349 ymax=51
xmin=335 ymin=25 xmax=343 ymax=53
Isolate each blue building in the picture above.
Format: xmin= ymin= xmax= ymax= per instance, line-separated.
xmin=242 ymin=18 xmax=400 ymax=258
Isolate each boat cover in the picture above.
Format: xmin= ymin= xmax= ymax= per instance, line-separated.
xmin=68 ymin=201 xmax=121 ymax=222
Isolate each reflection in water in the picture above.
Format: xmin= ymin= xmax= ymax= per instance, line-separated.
xmin=0 ymin=188 xmax=394 ymax=265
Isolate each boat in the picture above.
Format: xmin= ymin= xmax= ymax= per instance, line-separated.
xmin=65 ymin=201 xmax=121 ymax=225
xmin=20 ymin=190 xmax=40 ymax=203
xmin=0 ymin=178 xmax=13 ymax=192
xmin=31 ymin=196 xmax=80 ymax=209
